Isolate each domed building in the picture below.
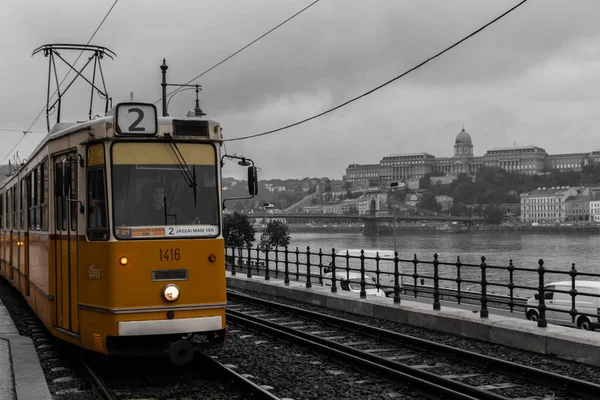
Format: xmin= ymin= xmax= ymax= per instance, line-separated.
xmin=344 ymin=125 xmax=597 ymax=190
xmin=454 ymin=128 xmax=473 ymax=157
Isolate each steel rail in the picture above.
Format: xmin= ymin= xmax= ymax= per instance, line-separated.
xmin=228 ymin=290 xmax=600 ymax=399
xmin=80 ymin=358 xmax=118 ymax=400
xmin=195 ymin=352 xmax=281 ymax=400
xmin=228 ymin=310 xmax=491 ymax=400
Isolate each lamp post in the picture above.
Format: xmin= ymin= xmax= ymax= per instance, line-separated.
xmin=390 ymin=182 xmax=398 ymax=253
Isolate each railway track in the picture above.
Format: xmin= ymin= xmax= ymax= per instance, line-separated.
xmin=80 ymin=352 xmax=280 ymax=400
xmin=227 ymin=290 xmax=600 ymax=400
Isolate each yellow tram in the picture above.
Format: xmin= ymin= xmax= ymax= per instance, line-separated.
xmin=0 ymin=101 xmax=256 ymax=364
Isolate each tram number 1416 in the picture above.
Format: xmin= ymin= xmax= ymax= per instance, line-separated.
xmin=160 ymin=248 xmax=181 ymax=262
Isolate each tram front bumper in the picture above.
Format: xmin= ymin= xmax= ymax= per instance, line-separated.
xmin=117 ymin=316 xmax=222 ymax=336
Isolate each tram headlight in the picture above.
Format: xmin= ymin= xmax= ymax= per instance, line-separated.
xmin=162 ymin=284 xmax=180 ymax=302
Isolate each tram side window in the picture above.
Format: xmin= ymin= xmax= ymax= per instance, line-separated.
xmin=12 ymin=187 xmax=16 ymax=229
xmin=19 ymin=181 xmax=24 ymax=229
xmin=68 ymin=163 xmax=77 ymax=231
xmin=87 ymin=169 xmax=108 ymax=240
xmin=28 ymin=173 xmax=36 ymax=229
xmin=0 ymin=194 xmax=3 ymax=229
xmin=42 ymin=160 xmax=48 ymax=231
xmin=55 ymin=163 xmax=67 ymax=231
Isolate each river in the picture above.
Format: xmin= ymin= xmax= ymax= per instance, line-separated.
xmin=248 ymin=230 xmax=600 ymax=297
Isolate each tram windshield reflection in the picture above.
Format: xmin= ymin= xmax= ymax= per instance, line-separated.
xmin=111 ymin=142 xmax=219 ymax=239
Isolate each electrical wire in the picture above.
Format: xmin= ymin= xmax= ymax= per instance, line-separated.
xmin=224 ymin=0 xmax=529 ymax=142
xmin=155 ymin=0 xmax=320 ymax=105
xmin=0 ymin=0 xmax=119 ymax=165
xmin=0 ymin=128 xmax=44 ymax=133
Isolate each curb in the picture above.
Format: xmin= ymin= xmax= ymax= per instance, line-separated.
xmin=0 ymin=334 xmax=52 ymax=400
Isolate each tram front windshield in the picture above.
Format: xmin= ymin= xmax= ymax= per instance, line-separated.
xmin=111 ymin=142 xmax=219 ymax=239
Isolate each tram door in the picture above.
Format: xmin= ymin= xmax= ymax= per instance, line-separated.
xmin=54 ymin=154 xmax=80 ymax=334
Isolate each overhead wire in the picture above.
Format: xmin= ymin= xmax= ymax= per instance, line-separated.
xmin=0 ymin=0 xmax=120 ymax=166
xmin=154 ymin=0 xmax=321 ymax=105
xmin=224 ymin=0 xmax=529 ymax=142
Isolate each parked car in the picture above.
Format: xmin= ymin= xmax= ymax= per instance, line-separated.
xmin=323 ymin=249 xmax=399 ymax=296
xmin=525 ymin=281 xmax=600 ymax=331
xmin=322 ymin=271 xmax=386 ymax=297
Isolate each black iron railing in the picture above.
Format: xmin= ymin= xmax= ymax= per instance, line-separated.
xmin=225 ymin=246 xmax=600 ymax=330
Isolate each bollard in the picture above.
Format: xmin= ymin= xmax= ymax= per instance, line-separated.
xmin=284 ymin=246 xmax=290 ymax=286
xmin=536 ymin=259 xmax=547 ymax=328
xmin=331 ymin=248 xmax=337 ymax=293
xmin=306 ymin=246 xmax=312 ymax=289
xmin=393 ymin=251 xmax=401 ymax=304
xmin=359 ymin=249 xmax=366 ymax=299
xmin=433 ymin=253 xmax=440 ymax=311
xmin=480 ymin=256 xmax=489 ymax=318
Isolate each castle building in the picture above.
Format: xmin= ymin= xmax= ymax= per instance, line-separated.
xmin=344 ymin=128 xmax=600 ymax=189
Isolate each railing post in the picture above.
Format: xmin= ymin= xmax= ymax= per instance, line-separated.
xmin=455 ymin=256 xmax=462 ymax=305
xmin=246 ymin=245 xmax=252 ymax=278
xmin=359 ymin=249 xmax=366 ymax=299
xmin=284 ymin=246 xmax=290 ymax=286
xmin=393 ymin=251 xmax=400 ymax=304
xmin=255 ymin=245 xmax=261 ymax=275
xmin=569 ymin=263 xmax=578 ymax=323
xmin=274 ymin=247 xmax=279 ymax=279
xmin=231 ymin=247 xmax=236 ymax=276
xmin=537 ymin=259 xmax=547 ymax=327
xmin=480 ymin=256 xmax=488 ymax=318
xmin=433 ymin=253 xmax=440 ymax=311
xmin=306 ymin=246 xmax=312 ymax=289
xmin=507 ymin=260 xmax=515 ymax=313
xmin=412 ymin=254 xmax=418 ymax=298
xmin=295 ymin=247 xmax=300 ymax=281
xmin=330 ymin=248 xmax=337 ymax=293
xmin=318 ymin=248 xmax=323 ymax=285
xmin=264 ymin=247 xmax=270 ymax=281
xmin=374 ymin=252 xmax=381 ymax=290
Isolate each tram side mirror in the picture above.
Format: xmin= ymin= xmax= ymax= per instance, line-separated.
xmin=248 ymin=166 xmax=258 ymax=196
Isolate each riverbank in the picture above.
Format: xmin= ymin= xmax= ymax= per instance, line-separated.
xmin=287 ymin=223 xmax=600 ymax=234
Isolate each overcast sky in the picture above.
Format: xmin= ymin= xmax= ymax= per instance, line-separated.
xmin=2 ymin=0 xmax=600 ymax=180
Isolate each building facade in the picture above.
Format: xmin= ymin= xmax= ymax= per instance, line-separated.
xmin=344 ymin=128 xmax=600 ymax=188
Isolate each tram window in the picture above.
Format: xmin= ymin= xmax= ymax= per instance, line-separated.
xmin=87 ymin=168 xmax=108 ymax=240
xmin=0 ymin=194 xmax=3 ymax=229
xmin=41 ymin=159 xmax=48 ymax=231
xmin=19 ymin=181 xmax=24 ymax=229
xmin=28 ymin=174 xmax=35 ymax=229
xmin=70 ymin=163 xmax=78 ymax=231
xmin=55 ymin=163 xmax=67 ymax=231
xmin=12 ymin=187 xmax=16 ymax=229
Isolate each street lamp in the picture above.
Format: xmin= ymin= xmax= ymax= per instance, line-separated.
xmin=390 ymin=182 xmax=398 ymax=253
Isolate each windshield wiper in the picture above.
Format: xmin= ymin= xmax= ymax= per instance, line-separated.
xmin=164 ymin=135 xmax=197 ymax=207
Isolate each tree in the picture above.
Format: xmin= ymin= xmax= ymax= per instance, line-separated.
xmin=484 ymin=205 xmax=504 ymax=224
xmin=265 ymin=220 xmax=291 ymax=247
xmin=223 ymin=212 xmax=256 ymax=248
xmin=417 ymin=192 xmax=442 ymax=212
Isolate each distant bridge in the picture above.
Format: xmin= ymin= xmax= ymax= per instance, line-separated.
xmin=245 ymin=212 xmax=478 ymax=223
